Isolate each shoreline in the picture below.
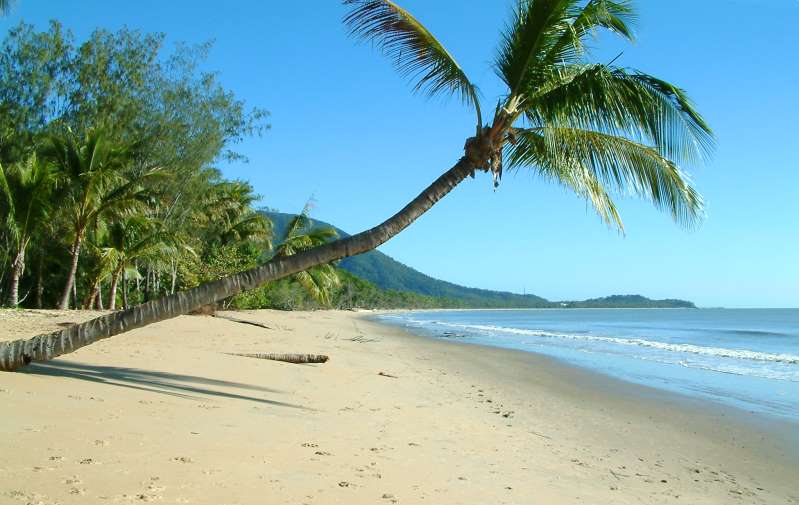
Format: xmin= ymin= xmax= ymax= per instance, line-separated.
xmin=363 ymin=312 xmax=799 ymax=459
xmin=1 ymin=309 xmax=797 ymax=504
xmin=369 ymin=308 xmax=799 ymax=426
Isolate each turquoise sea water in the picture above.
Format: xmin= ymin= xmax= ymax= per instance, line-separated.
xmin=376 ymin=309 xmax=799 ymax=422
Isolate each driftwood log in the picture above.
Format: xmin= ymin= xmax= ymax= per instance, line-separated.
xmin=229 ymin=353 xmax=329 ymax=364
xmin=212 ymin=314 xmax=272 ymax=329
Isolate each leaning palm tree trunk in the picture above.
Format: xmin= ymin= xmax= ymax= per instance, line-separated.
xmin=0 ymin=158 xmax=474 ymax=371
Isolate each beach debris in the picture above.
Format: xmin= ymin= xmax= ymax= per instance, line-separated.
xmin=348 ymin=335 xmax=378 ymax=343
xmin=610 ymin=469 xmax=630 ymax=480
xmin=338 ymin=481 xmax=351 ymax=488
xmin=228 ymin=353 xmax=329 ymax=364
xmin=378 ymin=371 xmax=398 ymax=378
xmin=212 ymin=314 xmax=272 ymax=329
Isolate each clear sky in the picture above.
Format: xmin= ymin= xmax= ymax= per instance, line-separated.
xmin=3 ymin=0 xmax=797 ymax=308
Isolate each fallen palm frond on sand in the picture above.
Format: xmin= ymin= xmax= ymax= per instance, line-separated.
xmin=228 ymin=353 xmax=329 ymax=364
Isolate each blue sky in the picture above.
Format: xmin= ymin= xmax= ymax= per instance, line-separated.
xmin=4 ymin=0 xmax=797 ymax=308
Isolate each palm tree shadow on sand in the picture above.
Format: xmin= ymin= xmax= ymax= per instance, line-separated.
xmin=21 ymin=361 xmax=308 ymax=410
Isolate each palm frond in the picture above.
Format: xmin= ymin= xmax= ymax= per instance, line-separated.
xmin=0 ymin=163 xmax=19 ymax=243
xmin=343 ymin=0 xmax=482 ymax=126
xmin=526 ymin=64 xmax=714 ymax=165
xmin=293 ymin=264 xmax=341 ymax=305
xmin=544 ymin=0 xmax=635 ymax=64
xmin=495 ymin=0 xmax=575 ymax=98
xmin=507 ymin=126 xmax=704 ymax=228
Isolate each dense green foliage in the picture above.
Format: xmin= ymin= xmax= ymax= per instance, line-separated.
xmin=0 ymin=23 xmax=272 ymax=309
xmin=230 ymin=268 xmax=516 ymax=311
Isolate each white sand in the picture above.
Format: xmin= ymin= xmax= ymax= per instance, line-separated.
xmin=0 ymin=309 xmax=796 ymax=504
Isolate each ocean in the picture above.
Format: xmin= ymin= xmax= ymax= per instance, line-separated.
xmin=375 ymin=308 xmax=799 ymax=422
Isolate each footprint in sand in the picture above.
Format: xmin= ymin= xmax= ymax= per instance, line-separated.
xmin=146 ymin=483 xmax=166 ymax=493
xmin=122 ymin=492 xmax=163 ymax=502
xmin=6 ymin=490 xmax=58 ymax=504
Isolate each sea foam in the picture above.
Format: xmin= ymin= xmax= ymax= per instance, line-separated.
xmin=427 ymin=321 xmax=799 ymax=365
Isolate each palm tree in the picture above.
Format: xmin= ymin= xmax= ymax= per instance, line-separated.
xmin=0 ymin=0 xmax=713 ymax=371
xmin=274 ymin=204 xmax=341 ymax=305
xmin=199 ymin=179 xmax=272 ymax=249
xmin=40 ymin=128 xmax=153 ymax=309
xmin=102 ymin=217 xmax=182 ymax=310
xmin=0 ymin=155 xmax=55 ymax=307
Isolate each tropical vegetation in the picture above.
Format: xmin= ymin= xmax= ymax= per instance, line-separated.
xmin=0 ymin=0 xmax=712 ymax=371
xmin=0 ymin=23 xmax=276 ymax=311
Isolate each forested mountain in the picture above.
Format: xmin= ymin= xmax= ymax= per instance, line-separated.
xmin=265 ymin=212 xmax=695 ymax=309
xmin=560 ymin=295 xmax=695 ymax=309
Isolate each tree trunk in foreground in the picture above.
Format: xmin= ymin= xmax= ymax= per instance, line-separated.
xmin=57 ymin=237 xmax=82 ymax=310
xmin=82 ymin=283 xmax=98 ymax=310
xmin=7 ymin=245 xmax=25 ymax=307
xmin=35 ymin=252 xmax=44 ymax=309
xmin=97 ymin=282 xmax=104 ymax=310
xmin=109 ymin=270 xmax=120 ymax=310
xmin=0 ymin=157 xmax=475 ymax=371
xmin=122 ymin=269 xmax=129 ymax=309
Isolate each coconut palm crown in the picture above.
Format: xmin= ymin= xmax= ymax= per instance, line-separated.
xmin=274 ymin=203 xmax=341 ymax=305
xmin=344 ymin=0 xmax=712 ymax=230
xmin=0 ymin=0 xmax=714 ymax=371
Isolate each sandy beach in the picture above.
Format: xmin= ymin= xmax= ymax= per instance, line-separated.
xmin=0 ymin=309 xmax=797 ymax=504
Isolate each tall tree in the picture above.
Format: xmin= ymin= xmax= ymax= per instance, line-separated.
xmin=0 ymin=154 xmax=55 ymax=306
xmin=0 ymin=0 xmax=713 ymax=371
xmin=40 ymin=128 xmax=149 ymax=309
xmin=0 ymin=22 xmax=268 ymax=173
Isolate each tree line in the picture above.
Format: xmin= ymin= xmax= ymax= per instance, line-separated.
xmin=0 ymin=22 xmax=341 ymax=310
